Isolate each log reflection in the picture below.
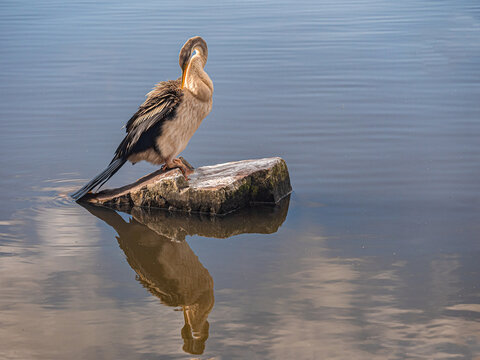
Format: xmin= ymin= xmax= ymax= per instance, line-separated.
xmin=81 ymin=197 xmax=289 ymax=355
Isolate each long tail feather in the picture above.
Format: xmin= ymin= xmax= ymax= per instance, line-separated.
xmin=71 ymin=158 xmax=126 ymax=201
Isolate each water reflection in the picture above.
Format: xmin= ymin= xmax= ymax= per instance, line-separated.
xmin=81 ymin=197 xmax=289 ymax=355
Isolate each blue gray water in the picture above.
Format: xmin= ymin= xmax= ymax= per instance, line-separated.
xmin=1 ymin=0 xmax=480 ymax=358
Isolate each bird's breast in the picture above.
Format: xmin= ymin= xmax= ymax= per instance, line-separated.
xmin=157 ymin=91 xmax=212 ymax=160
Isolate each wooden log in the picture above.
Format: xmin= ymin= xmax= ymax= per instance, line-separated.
xmin=81 ymin=157 xmax=292 ymax=215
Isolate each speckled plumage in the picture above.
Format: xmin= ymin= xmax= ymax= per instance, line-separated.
xmin=71 ymin=36 xmax=213 ymax=200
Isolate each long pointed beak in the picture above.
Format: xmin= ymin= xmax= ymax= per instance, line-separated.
xmin=181 ymin=63 xmax=187 ymax=89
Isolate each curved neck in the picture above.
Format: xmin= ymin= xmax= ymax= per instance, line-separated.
xmin=184 ymin=55 xmax=213 ymax=102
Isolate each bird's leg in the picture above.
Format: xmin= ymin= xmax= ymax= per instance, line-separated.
xmin=173 ymin=158 xmax=193 ymax=180
xmin=161 ymin=158 xmax=193 ymax=180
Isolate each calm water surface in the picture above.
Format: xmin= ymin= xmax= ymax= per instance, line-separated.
xmin=1 ymin=0 xmax=480 ymax=359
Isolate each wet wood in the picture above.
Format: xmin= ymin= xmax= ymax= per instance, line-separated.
xmin=80 ymin=157 xmax=292 ymax=215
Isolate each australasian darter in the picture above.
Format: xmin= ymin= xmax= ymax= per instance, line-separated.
xmin=71 ymin=36 xmax=213 ymax=200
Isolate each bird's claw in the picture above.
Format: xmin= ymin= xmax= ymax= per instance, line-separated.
xmin=173 ymin=158 xmax=193 ymax=180
xmin=162 ymin=158 xmax=193 ymax=180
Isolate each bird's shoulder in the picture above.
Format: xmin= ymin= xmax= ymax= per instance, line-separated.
xmin=125 ymin=78 xmax=182 ymax=133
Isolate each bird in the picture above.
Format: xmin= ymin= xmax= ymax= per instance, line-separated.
xmin=71 ymin=36 xmax=213 ymax=201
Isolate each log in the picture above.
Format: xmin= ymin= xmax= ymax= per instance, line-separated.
xmin=81 ymin=157 xmax=292 ymax=215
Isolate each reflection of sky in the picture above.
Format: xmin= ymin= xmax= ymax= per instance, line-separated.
xmin=0 ymin=199 xmax=183 ymax=359
xmin=1 ymin=195 xmax=479 ymax=358
xmin=202 ymin=224 xmax=480 ymax=359
xmin=264 ymin=246 xmax=478 ymax=359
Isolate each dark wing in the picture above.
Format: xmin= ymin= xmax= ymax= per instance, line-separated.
xmin=112 ymin=79 xmax=182 ymax=162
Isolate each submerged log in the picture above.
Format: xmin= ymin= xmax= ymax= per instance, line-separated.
xmin=81 ymin=157 xmax=292 ymax=215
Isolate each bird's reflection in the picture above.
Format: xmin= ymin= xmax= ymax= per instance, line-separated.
xmin=81 ymin=197 xmax=289 ymax=355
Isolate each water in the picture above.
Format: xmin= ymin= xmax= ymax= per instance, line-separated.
xmin=1 ymin=0 xmax=480 ymax=358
